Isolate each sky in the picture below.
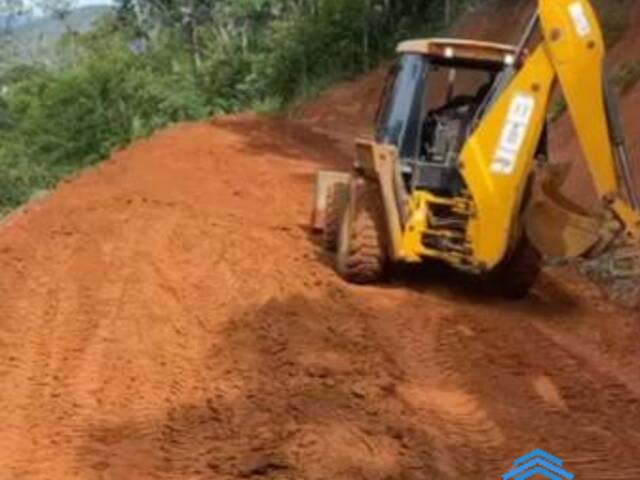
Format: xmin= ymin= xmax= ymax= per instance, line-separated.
xmin=21 ymin=0 xmax=115 ymax=13
xmin=76 ymin=0 xmax=114 ymax=6
xmin=19 ymin=0 xmax=115 ymax=17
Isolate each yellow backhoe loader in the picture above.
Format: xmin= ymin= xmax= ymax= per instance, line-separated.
xmin=312 ymin=0 xmax=640 ymax=306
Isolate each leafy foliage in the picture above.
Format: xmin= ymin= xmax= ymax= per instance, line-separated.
xmin=0 ymin=20 xmax=209 ymax=208
xmin=0 ymin=0 xmax=470 ymax=212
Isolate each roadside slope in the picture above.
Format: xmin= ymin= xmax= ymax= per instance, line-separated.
xmin=0 ymin=113 xmax=639 ymax=479
xmin=550 ymin=3 xmax=640 ymax=204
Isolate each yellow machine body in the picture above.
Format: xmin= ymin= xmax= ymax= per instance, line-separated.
xmin=387 ymin=0 xmax=640 ymax=270
xmin=313 ymin=0 xmax=640 ymax=303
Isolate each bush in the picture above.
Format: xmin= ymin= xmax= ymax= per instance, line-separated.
xmin=0 ymin=0 xmax=469 ymax=213
xmin=0 ymin=29 xmax=208 ymax=208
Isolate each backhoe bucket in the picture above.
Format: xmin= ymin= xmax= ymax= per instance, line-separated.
xmin=525 ymin=163 xmax=640 ymax=308
xmin=311 ymin=171 xmax=350 ymax=231
xmin=525 ymin=163 xmax=602 ymax=259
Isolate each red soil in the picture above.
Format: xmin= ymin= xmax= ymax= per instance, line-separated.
xmin=550 ymin=3 xmax=640 ymax=205
xmin=1 ymin=112 xmax=639 ymax=479
xmin=1 ymin=3 xmax=640 ymax=480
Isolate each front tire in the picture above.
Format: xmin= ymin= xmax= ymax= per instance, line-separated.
xmin=323 ymin=182 xmax=349 ymax=252
xmin=488 ymin=237 xmax=542 ymax=299
xmin=336 ymin=179 xmax=387 ymax=284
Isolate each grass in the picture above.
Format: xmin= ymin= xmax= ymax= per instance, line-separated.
xmin=548 ymin=97 xmax=567 ymax=123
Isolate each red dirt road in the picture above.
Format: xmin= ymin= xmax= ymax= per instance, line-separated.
xmin=1 ymin=113 xmax=640 ymax=480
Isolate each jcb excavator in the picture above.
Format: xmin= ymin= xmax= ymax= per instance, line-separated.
xmin=312 ymin=0 xmax=640 ymax=306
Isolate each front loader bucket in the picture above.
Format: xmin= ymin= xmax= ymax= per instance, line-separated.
xmin=311 ymin=171 xmax=350 ymax=232
xmin=525 ymin=163 xmax=603 ymax=259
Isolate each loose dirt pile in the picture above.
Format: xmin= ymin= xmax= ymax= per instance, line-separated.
xmin=1 ymin=112 xmax=639 ymax=480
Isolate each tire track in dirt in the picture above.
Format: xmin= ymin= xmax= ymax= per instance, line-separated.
xmin=433 ymin=296 xmax=640 ymax=479
xmin=0 ymin=115 xmax=639 ymax=480
xmin=357 ymin=289 xmax=507 ymax=478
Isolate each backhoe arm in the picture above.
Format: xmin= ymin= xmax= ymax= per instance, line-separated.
xmin=539 ymin=0 xmax=640 ymax=234
xmin=538 ymin=0 xmax=640 ymax=307
xmin=459 ymin=0 xmax=640 ymax=305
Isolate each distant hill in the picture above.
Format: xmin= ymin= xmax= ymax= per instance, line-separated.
xmin=2 ymin=5 xmax=114 ymax=65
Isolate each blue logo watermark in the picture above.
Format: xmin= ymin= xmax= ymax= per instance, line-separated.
xmin=502 ymin=449 xmax=574 ymax=480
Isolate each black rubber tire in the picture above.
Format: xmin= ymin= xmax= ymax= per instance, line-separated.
xmin=336 ymin=180 xmax=387 ymax=284
xmin=323 ymin=182 xmax=350 ymax=252
xmin=488 ymin=237 xmax=542 ymax=299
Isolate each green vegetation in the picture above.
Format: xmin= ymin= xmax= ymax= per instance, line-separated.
xmin=0 ymin=24 xmax=209 ymax=212
xmin=548 ymin=97 xmax=567 ymax=123
xmin=0 ymin=0 xmax=474 ymax=214
xmin=0 ymin=0 xmax=633 ymax=215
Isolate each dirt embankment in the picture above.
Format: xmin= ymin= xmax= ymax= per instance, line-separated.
xmin=0 ymin=113 xmax=639 ymax=479
xmin=0 ymin=109 xmax=640 ymax=480
xmin=0 ymin=3 xmax=640 ymax=480
xmin=551 ymin=4 xmax=640 ymax=205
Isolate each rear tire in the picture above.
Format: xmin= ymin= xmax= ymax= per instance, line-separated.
xmin=323 ymin=182 xmax=349 ymax=252
xmin=336 ymin=180 xmax=387 ymax=284
xmin=488 ymin=237 xmax=542 ymax=299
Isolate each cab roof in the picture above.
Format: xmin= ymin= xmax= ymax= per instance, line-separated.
xmin=397 ymin=38 xmax=517 ymax=66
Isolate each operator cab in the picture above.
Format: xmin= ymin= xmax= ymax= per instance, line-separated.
xmin=375 ymin=39 xmax=517 ymax=196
